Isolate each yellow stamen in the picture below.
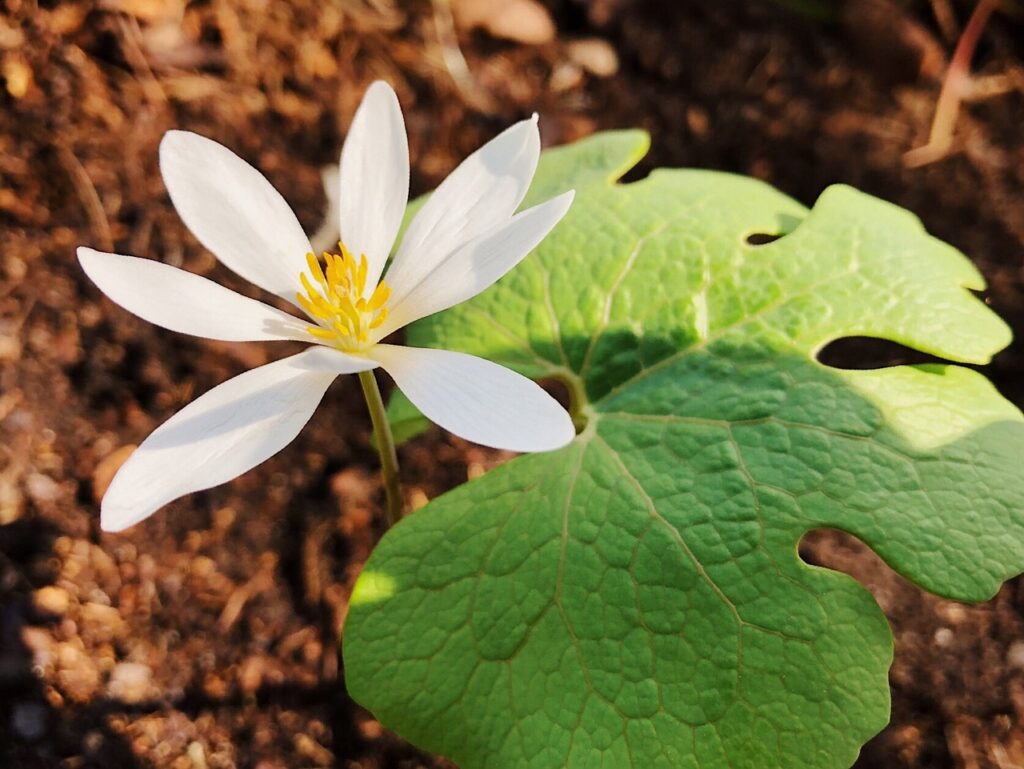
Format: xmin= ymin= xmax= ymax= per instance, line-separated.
xmin=356 ymin=255 xmax=368 ymax=294
xmin=296 ymin=295 xmax=317 ymax=318
xmin=307 ymin=326 xmax=337 ymax=341
xmin=367 ymin=282 xmax=390 ymax=311
xmin=305 ymin=252 xmax=327 ymax=286
xmin=338 ymin=298 xmax=362 ymax=330
xmin=297 ymin=242 xmax=391 ymax=353
xmin=299 ymin=273 xmax=320 ymax=301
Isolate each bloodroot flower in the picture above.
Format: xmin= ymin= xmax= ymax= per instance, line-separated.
xmin=79 ymin=81 xmax=575 ymax=532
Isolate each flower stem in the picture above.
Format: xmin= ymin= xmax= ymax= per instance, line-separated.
xmin=358 ymin=370 xmax=403 ymax=527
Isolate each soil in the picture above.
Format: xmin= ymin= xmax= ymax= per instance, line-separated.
xmin=1 ymin=1 xmax=1022 ymax=768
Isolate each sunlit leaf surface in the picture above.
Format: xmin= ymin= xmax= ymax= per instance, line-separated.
xmin=346 ymin=131 xmax=1023 ymax=769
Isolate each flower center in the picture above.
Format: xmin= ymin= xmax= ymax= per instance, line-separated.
xmin=297 ymin=242 xmax=390 ymax=353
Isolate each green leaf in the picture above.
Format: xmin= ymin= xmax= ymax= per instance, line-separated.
xmin=345 ymin=131 xmax=1024 ymax=769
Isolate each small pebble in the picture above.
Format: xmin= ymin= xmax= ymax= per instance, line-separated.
xmin=20 ymin=626 xmax=54 ymax=667
xmin=202 ymin=672 xmax=227 ymax=699
xmin=56 ymin=643 xmax=101 ymax=702
xmin=187 ymin=741 xmax=208 ymax=769
xmin=237 ymin=655 xmax=264 ymax=695
xmin=33 ymin=586 xmax=70 ymax=616
xmin=25 ymin=472 xmax=60 ymax=504
xmin=686 ymin=106 xmax=710 ymax=138
xmin=4 ymin=255 xmax=27 ymax=281
xmin=107 ymin=662 xmax=154 ymax=704
xmin=936 ymin=602 xmax=968 ymax=624
xmin=11 ymin=701 xmax=47 ymax=741
xmin=453 ymin=0 xmax=555 ymax=45
xmin=934 ymin=627 xmax=954 ymax=648
xmin=1007 ymin=641 xmax=1024 ymax=670
xmin=0 ymin=479 xmax=24 ymax=523
xmin=550 ymin=62 xmax=584 ymax=93
xmin=294 ymin=733 xmax=333 ymax=767
xmin=83 ymin=729 xmax=105 ymax=755
xmin=358 ymin=717 xmax=384 ymax=739
xmin=79 ymin=602 xmax=126 ymax=641
xmin=566 ymin=38 xmax=619 ymax=77
xmin=1 ymin=54 xmax=32 ymax=99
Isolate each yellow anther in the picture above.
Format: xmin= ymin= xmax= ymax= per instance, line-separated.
xmin=356 ymin=255 xmax=368 ymax=294
xmin=307 ymin=326 xmax=336 ymax=341
xmin=299 ymin=273 xmax=319 ymax=301
xmin=297 ymin=242 xmax=390 ymax=353
xmin=325 ymin=253 xmax=346 ymax=288
xmin=338 ymin=298 xmax=362 ymax=330
xmin=305 ymin=252 xmax=327 ymax=286
xmin=296 ymin=294 xmax=316 ymax=317
xmin=367 ymin=282 xmax=390 ymax=311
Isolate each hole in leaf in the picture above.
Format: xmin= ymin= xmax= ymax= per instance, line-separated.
xmin=618 ymin=158 xmax=654 ymax=185
xmin=744 ymin=216 xmax=802 ymax=246
xmin=745 ymin=232 xmax=783 ymax=246
xmin=817 ymin=336 xmax=946 ymax=370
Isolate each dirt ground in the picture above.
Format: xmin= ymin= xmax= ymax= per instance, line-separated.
xmin=1 ymin=0 xmax=1022 ymax=767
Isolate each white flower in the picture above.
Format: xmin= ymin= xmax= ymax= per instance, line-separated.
xmin=79 ymin=81 xmax=575 ymax=532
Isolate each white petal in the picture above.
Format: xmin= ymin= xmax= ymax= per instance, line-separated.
xmin=381 ymin=190 xmax=574 ymax=335
xmin=338 ymin=81 xmax=409 ymax=293
xmin=385 ymin=116 xmax=540 ymax=304
xmin=101 ymin=347 xmax=376 ymax=532
xmin=78 ymin=248 xmax=313 ymax=343
xmin=372 ymin=344 xmax=574 ymax=452
xmin=310 ymin=164 xmax=341 ymax=255
xmin=160 ymin=131 xmax=312 ymax=303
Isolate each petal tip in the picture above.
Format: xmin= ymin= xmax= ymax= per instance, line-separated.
xmin=557 ymin=414 xmax=578 ymax=445
xmin=160 ymin=127 xmax=203 ymax=143
xmin=551 ymin=189 xmax=576 ymax=218
xmin=158 ymin=128 xmax=191 ymax=154
xmin=538 ymin=411 xmax=577 ymax=452
xmin=98 ymin=446 xmax=163 ymax=533
xmin=366 ymin=79 xmax=398 ymax=98
xmin=76 ymin=246 xmax=115 ymax=285
xmin=99 ymin=503 xmax=132 ymax=534
xmin=159 ymin=130 xmax=218 ymax=170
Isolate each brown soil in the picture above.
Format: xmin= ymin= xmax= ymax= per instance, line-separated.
xmin=1 ymin=1 xmax=1022 ymax=767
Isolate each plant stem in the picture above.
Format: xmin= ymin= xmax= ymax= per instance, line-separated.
xmin=904 ymin=0 xmax=997 ymax=167
xmin=358 ymin=370 xmax=403 ymax=527
xmin=563 ymin=373 xmax=590 ymax=435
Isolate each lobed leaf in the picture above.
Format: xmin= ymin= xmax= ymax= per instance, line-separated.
xmin=346 ymin=131 xmax=1024 ymax=769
